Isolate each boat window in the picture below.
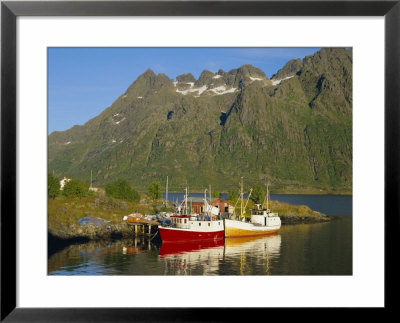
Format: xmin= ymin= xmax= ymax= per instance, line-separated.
xmin=199 ymin=223 xmax=201 ymax=226
xmin=208 ymin=223 xmax=210 ymax=227
xmin=184 ymin=219 xmax=187 ymax=224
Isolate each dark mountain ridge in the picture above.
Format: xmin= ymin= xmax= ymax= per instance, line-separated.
xmin=49 ymin=48 xmax=352 ymax=193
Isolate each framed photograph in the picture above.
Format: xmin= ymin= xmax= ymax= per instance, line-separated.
xmin=1 ymin=0 xmax=398 ymax=321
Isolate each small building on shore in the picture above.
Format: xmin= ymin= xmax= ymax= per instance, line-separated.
xmin=179 ymin=197 xmax=212 ymax=214
xmin=209 ymin=198 xmax=235 ymax=214
xmin=178 ymin=197 xmax=235 ymax=216
xmin=59 ymin=177 xmax=71 ymax=190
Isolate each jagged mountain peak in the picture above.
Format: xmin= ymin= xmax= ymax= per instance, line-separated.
xmin=196 ymin=70 xmax=216 ymax=86
xmin=173 ymin=64 xmax=273 ymax=97
xmin=140 ymin=68 xmax=156 ymax=78
xmin=176 ymin=73 xmax=196 ymax=83
xmin=126 ymin=68 xmax=173 ymax=96
xmin=234 ymin=64 xmax=267 ymax=78
xmin=271 ymin=58 xmax=302 ymax=81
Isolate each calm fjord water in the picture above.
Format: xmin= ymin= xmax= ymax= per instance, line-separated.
xmin=48 ymin=195 xmax=352 ymax=275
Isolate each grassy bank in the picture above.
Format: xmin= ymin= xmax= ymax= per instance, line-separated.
xmin=48 ymin=192 xmax=174 ymax=240
xmin=268 ymin=200 xmax=333 ymax=223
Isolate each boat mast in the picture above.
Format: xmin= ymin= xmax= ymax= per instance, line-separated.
xmin=266 ymin=184 xmax=270 ymax=212
xmin=204 ymin=189 xmax=208 ymax=216
xmin=240 ymin=177 xmax=244 ymax=220
xmin=244 ymin=188 xmax=253 ymax=212
xmin=166 ymin=175 xmax=168 ymax=207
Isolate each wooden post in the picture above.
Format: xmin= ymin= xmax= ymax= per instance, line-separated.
xmin=135 ymin=224 xmax=137 ymax=236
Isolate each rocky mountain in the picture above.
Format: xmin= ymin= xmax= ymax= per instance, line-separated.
xmin=48 ymin=48 xmax=352 ymax=193
xmin=271 ymin=58 xmax=302 ymax=84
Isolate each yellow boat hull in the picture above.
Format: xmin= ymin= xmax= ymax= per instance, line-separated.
xmin=224 ymin=219 xmax=280 ymax=238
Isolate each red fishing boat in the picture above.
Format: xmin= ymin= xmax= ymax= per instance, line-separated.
xmin=158 ymin=188 xmax=225 ymax=242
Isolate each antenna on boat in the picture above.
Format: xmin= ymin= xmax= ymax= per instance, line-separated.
xmin=185 ymin=186 xmax=188 ymax=215
xmin=262 ymin=183 xmax=271 ymax=212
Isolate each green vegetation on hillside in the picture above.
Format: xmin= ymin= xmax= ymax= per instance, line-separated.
xmin=147 ymin=181 xmax=162 ymax=200
xmin=63 ymin=178 xmax=90 ymax=198
xmin=48 ymin=48 xmax=352 ymax=194
xmin=48 ymin=173 xmax=60 ymax=199
xmin=105 ymin=179 xmax=140 ymax=202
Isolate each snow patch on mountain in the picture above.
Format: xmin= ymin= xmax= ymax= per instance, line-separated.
xmin=115 ymin=117 xmax=126 ymax=125
xmin=272 ymin=75 xmax=295 ymax=86
xmin=249 ymin=76 xmax=263 ymax=82
xmin=209 ymin=86 xmax=237 ymax=95
xmin=176 ymin=85 xmax=207 ymax=96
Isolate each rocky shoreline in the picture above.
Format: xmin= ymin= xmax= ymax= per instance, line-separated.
xmin=48 ymin=222 xmax=138 ymax=257
xmin=49 ymin=221 xmax=134 ymax=241
xmin=280 ymin=214 xmax=335 ymax=224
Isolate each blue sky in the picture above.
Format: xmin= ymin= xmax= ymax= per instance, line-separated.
xmin=48 ymin=47 xmax=320 ymax=134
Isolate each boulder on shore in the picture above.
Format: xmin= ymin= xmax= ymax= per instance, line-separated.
xmin=77 ymin=216 xmax=109 ymax=226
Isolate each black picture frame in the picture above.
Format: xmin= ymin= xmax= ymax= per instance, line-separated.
xmin=1 ymin=0 xmax=398 ymax=321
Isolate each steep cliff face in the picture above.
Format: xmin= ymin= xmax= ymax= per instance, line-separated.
xmin=49 ymin=48 xmax=352 ymax=192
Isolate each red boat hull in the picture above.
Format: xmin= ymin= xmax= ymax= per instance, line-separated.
xmin=158 ymin=227 xmax=224 ymax=242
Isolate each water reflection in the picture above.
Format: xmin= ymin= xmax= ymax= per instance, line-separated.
xmin=159 ymin=239 xmax=225 ymax=275
xmin=224 ymin=235 xmax=281 ymax=275
xmin=48 ymin=217 xmax=351 ymax=275
xmin=48 ymin=237 xmax=159 ymax=275
xmin=49 ymin=234 xmax=283 ymax=275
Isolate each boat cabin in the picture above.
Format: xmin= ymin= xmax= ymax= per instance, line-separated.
xmin=170 ymin=215 xmax=190 ymax=226
xmin=169 ymin=215 xmax=223 ymax=230
xmin=251 ymin=204 xmax=281 ymax=227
